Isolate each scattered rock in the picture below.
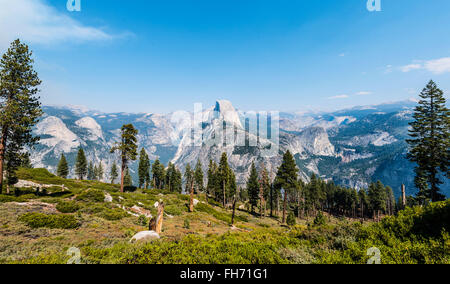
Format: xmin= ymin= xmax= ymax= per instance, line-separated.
xmin=193 ymin=199 xmax=200 ymax=206
xmin=104 ymin=193 xmax=113 ymax=203
xmin=14 ymin=180 xmax=69 ymax=191
xmin=238 ymin=205 xmax=245 ymax=210
xmin=13 ymin=201 xmax=57 ymax=213
xmin=130 ymin=231 xmax=160 ymax=243
xmin=130 ymin=205 xmax=152 ymax=218
xmin=154 ymin=201 xmax=159 ymax=208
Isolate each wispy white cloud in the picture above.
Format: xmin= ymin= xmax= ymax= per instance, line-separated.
xmin=400 ymin=64 xmax=421 ymax=73
xmin=356 ymin=91 xmax=372 ymax=96
xmin=400 ymin=57 xmax=450 ymax=74
xmin=424 ymin=57 xmax=450 ymax=74
xmin=328 ymin=94 xmax=349 ymax=100
xmin=384 ymin=65 xmax=393 ymax=74
xmin=0 ymin=0 xmax=120 ymax=49
xmin=339 ymin=53 xmax=346 ymax=57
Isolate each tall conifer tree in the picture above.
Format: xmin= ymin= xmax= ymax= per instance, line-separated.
xmin=110 ymin=162 xmax=118 ymax=184
xmin=247 ymin=163 xmax=259 ymax=212
xmin=274 ymin=150 xmax=299 ymax=223
xmin=110 ymin=124 xmax=138 ymax=192
xmin=407 ymin=80 xmax=449 ymax=202
xmin=194 ymin=160 xmax=204 ymax=193
xmin=217 ymin=153 xmax=230 ymax=207
xmin=57 ymin=154 xmax=69 ymax=179
xmin=0 ymin=40 xmax=42 ymax=193
xmin=75 ymin=148 xmax=87 ymax=180
xmin=138 ymin=148 xmax=150 ymax=188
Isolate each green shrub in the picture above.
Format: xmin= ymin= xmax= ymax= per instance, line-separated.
xmin=82 ymin=230 xmax=293 ymax=264
xmin=196 ymin=203 xmax=247 ymax=224
xmin=0 ymin=193 xmax=38 ymax=203
xmin=183 ymin=219 xmax=190 ymax=229
xmin=80 ymin=203 xmax=109 ymax=214
xmin=18 ymin=213 xmax=80 ymax=229
xmin=16 ymin=168 xmax=65 ymax=185
xmin=165 ymin=205 xmax=184 ymax=216
xmin=313 ymin=212 xmax=327 ymax=226
xmin=286 ymin=212 xmax=296 ymax=226
xmin=56 ymin=201 xmax=81 ymax=213
xmin=137 ymin=215 xmax=148 ymax=227
xmin=98 ymin=208 xmax=128 ymax=221
xmin=0 ymin=195 xmax=17 ymax=203
xmin=76 ymin=190 xmax=104 ymax=202
xmin=317 ymin=200 xmax=450 ymax=264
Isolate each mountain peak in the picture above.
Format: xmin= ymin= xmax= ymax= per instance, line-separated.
xmin=213 ymin=100 xmax=242 ymax=128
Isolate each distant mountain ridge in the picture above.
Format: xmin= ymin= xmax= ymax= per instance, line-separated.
xmin=30 ymin=100 xmax=449 ymax=198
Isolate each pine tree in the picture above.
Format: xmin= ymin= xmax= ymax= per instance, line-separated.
xmin=184 ymin=164 xmax=194 ymax=193
xmin=358 ymin=189 xmax=369 ymax=218
xmin=87 ymin=162 xmax=95 ymax=180
xmin=110 ymin=162 xmax=119 ymax=184
xmin=247 ymin=163 xmax=259 ymax=212
xmin=97 ymin=162 xmax=104 ymax=181
xmin=20 ymin=153 xmax=33 ymax=169
xmin=56 ymin=154 xmax=69 ymax=179
xmin=0 ymin=40 xmax=43 ymax=193
xmin=259 ymin=166 xmax=271 ymax=205
xmin=110 ymin=124 xmax=138 ymax=192
xmin=138 ymin=148 xmax=150 ymax=188
xmin=274 ymin=150 xmax=299 ymax=223
xmin=194 ymin=160 xmax=204 ymax=193
xmin=75 ymin=148 xmax=87 ymax=180
xmin=305 ymin=174 xmax=325 ymax=215
xmin=152 ymin=159 xmax=165 ymax=189
xmin=165 ymin=162 xmax=174 ymax=191
xmin=144 ymin=157 xmax=151 ymax=189
xmin=228 ymin=169 xmax=237 ymax=201
xmin=385 ymin=186 xmax=395 ymax=216
xmin=217 ymin=153 xmax=230 ymax=207
xmin=406 ymin=80 xmax=449 ymax=202
xmin=206 ymin=159 xmax=218 ymax=198
xmin=124 ymin=168 xmax=132 ymax=187
xmin=165 ymin=163 xmax=182 ymax=193
xmin=184 ymin=164 xmax=195 ymax=212
xmin=368 ymin=181 xmax=387 ymax=221
xmin=173 ymin=167 xmax=183 ymax=193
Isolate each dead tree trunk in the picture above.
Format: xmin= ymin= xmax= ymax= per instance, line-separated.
xmin=120 ymin=163 xmax=125 ymax=193
xmin=259 ymin=183 xmax=264 ymax=218
xmin=269 ymin=185 xmax=273 ymax=217
xmin=222 ymin=180 xmax=226 ymax=209
xmin=0 ymin=132 xmax=6 ymax=194
xmin=401 ymin=184 xmax=406 ymax=208
xmin=231 ymin=197 xmax=237 ymax=225
xmin=155 ymin=201 xmax=164 ymax=234
xmin=189 ymin=181 xmax=195 ymax=212
xmin=282 ymin=190 xmax=287 ymax=224
xmin=150 ymin=201 xmax=165 ymax=234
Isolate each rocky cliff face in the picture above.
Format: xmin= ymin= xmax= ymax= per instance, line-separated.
xmin=29 ymin=100 xmax=449 ymax=197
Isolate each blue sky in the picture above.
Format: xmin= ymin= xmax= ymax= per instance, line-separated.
xmin=1 ymin=0 xmax=450 ymax=113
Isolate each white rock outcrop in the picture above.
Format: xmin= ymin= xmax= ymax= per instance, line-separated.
xmin=130 ymin=231 xmax=160 ymax=243
xmin=104 ymin=193 xmax=113 ymax=203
